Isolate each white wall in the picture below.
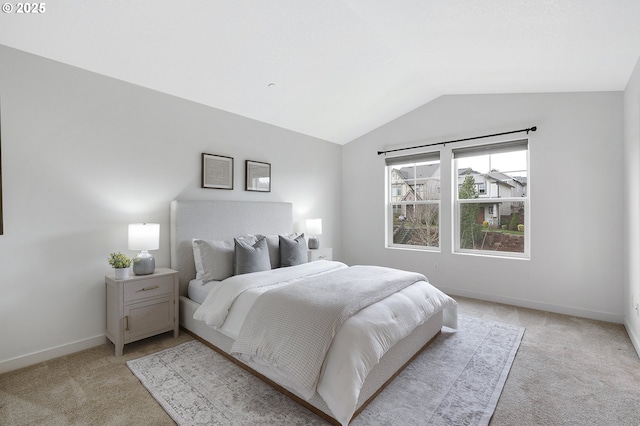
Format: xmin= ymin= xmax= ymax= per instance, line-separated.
xmin=0 ymin=45 xmax=342 ymax=372
xmin=342 ymin=92 xmax=624 ymax=322
xmin=624 ymin=56 xmax=640 ymax=354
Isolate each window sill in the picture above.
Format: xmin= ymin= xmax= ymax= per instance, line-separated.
xmin=453 ymin=250 xmax=529 ymax=260
xmin=386 ymin=245 xmax=440 ymax=253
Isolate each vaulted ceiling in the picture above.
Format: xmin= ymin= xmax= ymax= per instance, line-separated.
xmin=1 ymin=1 xmax=639 ymax=144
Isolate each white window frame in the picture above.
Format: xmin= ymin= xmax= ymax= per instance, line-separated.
xmin=385 ymin=152 xmax=440 ymax=251
xmin=453 ymin=139 xmax=530 ymax=259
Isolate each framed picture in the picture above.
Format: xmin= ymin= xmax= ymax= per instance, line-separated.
xmin=201 ymin=153 xmax=234 ymax=190
xmin=245 ymin=160 xmax=271 ymax=192
xmin=0 ymin=100 xmax=3 ymax=235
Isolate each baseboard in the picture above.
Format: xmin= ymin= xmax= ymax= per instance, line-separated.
xmin=439 ymin=286 xmax=624 ymax=324
xmin=0 ymin=334 xmax=106 ymax=374
xmin=624 ymin=321 xmax=640 ymax=359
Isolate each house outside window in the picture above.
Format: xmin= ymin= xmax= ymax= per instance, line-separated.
xmin=453 ymin=139 xmax=529 ymax=258
xmin=385 ymin=138 xmax=529 ymax=259
xmin=386 ymin=153 xmax=440 ymax=250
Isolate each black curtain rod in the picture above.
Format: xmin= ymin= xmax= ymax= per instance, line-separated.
xmin=377 ymin=126 xmax=537 ymax=156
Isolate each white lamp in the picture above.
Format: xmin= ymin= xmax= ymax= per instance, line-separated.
xmin=128 ymin=223 xmax=160 ymax=275
xmin=306 ymin=218 xmax=322 ymax=249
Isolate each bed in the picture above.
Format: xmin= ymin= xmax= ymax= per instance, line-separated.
xmin=170 ymin=199 xmax=457 ymax=425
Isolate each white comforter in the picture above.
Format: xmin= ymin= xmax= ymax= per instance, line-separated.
xmin=193 ymin=261 xmax=458 ymax=425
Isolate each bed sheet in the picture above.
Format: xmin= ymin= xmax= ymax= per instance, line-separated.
xmin=187 ymin=279 xmax=218 ymax=304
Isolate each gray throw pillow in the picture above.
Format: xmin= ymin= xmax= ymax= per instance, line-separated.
xmin=257 ymin=233 xmax=301 ymax=269
xmin=257 ymin=234 xmax=281 ymax=269
xmin=234 ymin=237 xmax=271 ymax=275
xmin=279 ymin=233 xmax=308 ymax=267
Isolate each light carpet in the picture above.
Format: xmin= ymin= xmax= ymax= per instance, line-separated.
xmin=127 ymin=315 xmax=524 ymax=425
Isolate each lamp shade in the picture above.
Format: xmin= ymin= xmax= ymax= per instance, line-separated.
xmin=306 ymin=218 xmax=322 ymax=235
xmin=128 ymin=223 xmax=160 ymax=251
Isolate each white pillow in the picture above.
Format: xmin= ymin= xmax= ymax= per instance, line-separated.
xmin=192 ymin=235 xmax=257 ymax=282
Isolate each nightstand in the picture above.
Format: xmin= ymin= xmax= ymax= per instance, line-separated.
xmin=308 ymin=247 xmax=333 ymax=262
xmin=105 ymin=268 xmax=179 ymax=356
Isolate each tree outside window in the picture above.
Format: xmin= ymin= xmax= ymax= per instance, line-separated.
xmin=459 ymin=173 xmax=481 ymax=249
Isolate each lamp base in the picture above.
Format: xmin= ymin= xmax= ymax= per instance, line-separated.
xmin=133 ymin=251 xmax=155 ymax=275
xmin=308 ymin=237 xmax=320 ymax=249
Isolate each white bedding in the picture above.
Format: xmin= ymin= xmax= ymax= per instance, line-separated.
xmin=193 ymin=260 xmax=457 ymax=426
xmin=232 ymin=265 xmax=432 ymax=400
xmin=189 ymin=278 xmax=286 ymax=338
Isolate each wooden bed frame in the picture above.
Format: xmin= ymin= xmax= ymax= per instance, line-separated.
xmin=170 ymin=199 xmax=444 ymax=424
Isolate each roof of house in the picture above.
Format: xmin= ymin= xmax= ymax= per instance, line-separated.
xmin=395 ymin=164 xmax=440 ymax=180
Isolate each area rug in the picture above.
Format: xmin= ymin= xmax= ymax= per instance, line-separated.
xmin=127 ymin=315 xmax=524 ymax=425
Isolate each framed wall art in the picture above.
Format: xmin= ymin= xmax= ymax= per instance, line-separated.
xmin=201 ymin=153 xmax=234 ymax=190
xmin=245 ymin=160 xmax=271 ymax=192
xmin=0 ymin=100 xmax=3 ymax=235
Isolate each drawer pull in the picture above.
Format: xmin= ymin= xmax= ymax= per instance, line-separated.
xmin=138 ymin=285 xmax=160 ymax=292
xmin=125 ymin=316 xmax=129 ymax=331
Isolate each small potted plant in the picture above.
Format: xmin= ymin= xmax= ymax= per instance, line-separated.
xmin=108 ymin=252 xmax=132 ymax=280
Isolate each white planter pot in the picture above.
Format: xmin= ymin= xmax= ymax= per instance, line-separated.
xmin=114 ymin=268 xmax=129 ymax=280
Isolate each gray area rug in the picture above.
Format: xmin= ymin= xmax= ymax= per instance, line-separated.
xmin=127 ymin=315 xmax=524 ymax=425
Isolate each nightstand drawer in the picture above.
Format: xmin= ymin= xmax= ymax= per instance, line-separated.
xmin=124 ymin=275 xmax=175 ymax=302
xmin=308 ymin=248 xmax=333 ymax=262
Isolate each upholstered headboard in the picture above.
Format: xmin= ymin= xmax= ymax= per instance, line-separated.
xmin=170 ymin=200 xmax=293 ymax=295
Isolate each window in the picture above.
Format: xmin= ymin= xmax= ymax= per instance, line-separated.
xmin=386 ymin=153 xmax=440 ymax=249
xmin=453 ymin=139 xmax=529 ymax=257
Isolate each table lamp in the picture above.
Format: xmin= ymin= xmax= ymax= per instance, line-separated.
xmin=128 ymin=223 xmax=160 ymax=275
xmin=306 ymin=218 xmax=322 ymax=249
